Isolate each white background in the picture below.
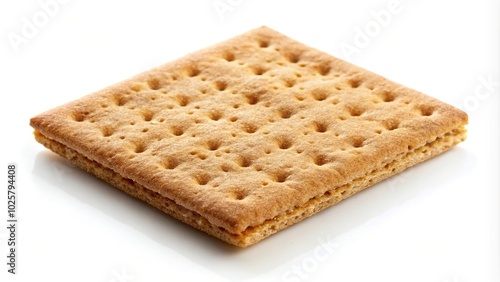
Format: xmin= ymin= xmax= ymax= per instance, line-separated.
xmin=0 ymin=1 xmax=498 ymax=281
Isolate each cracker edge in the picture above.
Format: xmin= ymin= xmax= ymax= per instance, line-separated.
xmin=33 ymin=124 xmax=466 ymax=247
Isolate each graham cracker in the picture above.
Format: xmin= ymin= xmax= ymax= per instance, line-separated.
xmin=30 ymin=26 xmax=468 ymax=247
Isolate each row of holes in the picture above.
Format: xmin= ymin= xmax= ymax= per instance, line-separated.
xmin=102 ymin=117 xmax=388 ymax=143
xmin=220 ymin=39 xmax=334 ymax=77
xmin=88 ymin=98 xmax=432 ymax=129
xmin=160 ymin=144 xmax=343 ymax=171
xmin=189 ymin=156 xmax=337 ymax=200
xmin=192 ymin=170 xmax=292 ymax=191
xmin=159 ymin=145 xmax=338 ymax=188
xmin=106 ymin=86 xmax=435 ymax=120
xmin=95 ymin=109 xmax=403 ymax=154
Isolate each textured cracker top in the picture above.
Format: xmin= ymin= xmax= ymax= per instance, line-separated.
xmin=31 ymin=26 xmax=467 ymax=234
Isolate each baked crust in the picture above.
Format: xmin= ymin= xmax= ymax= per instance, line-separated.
xmin=30 ymin=26 xmax=468 ymax=247
xmin=34 ymin=126 xmax=465 ymax=247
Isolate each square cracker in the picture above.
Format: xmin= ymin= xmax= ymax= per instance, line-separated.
xmin=30 ymin=26 xmax=467 ymax=247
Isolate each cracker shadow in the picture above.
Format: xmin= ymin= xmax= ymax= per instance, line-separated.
xmin=32 ymin=146 xmax=474 ymax=281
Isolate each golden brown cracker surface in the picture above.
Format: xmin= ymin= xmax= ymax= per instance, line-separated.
xmin=31 ymin=26 xmax=467 ymax=247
